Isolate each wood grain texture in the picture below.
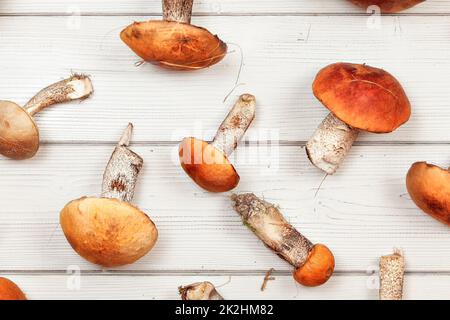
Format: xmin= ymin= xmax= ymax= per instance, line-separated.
xmin=0 ymin=0 xmax=442 ymax=15
xmin=1 ymin=0 xmax=449 ymax=300
xmin=0 ymin=16 xmax=449 ymax=143
xmin=1 ymin=274 xmax=448 ymax=300
xmin=0 ymin=145 xmax=448 ymax=272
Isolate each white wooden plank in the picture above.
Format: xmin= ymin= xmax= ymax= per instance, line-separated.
xmin=1 ymin=273 xmax=449 ymax=300
xmin=0 ymin=16 xmax=449 ymax=143
xmin=0 ymin=0 xmax=442 ymax=15
xmin=0 ymin=144 xmax=448 ymax=272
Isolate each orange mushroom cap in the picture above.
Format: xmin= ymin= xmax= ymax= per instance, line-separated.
xmin=0 ymin=277 xmax=26 ymax=300
xmin=293 ymin=244 xmax=335 ymax=287
xmin=179 ymin=137 xmax=240 ymax=192
xmin=313 ymin=62 xmax=411 ymax=133
xmin=121 ymin=21 xmax=227 ymax=71
xmin=348 ymin=0 xmax=425 ymax=13
xmin=60 ymin=197 xmax=158 ymax=267
xmin=0 ymin=101 xmax=39 ymax=160
xmin=406 ymin=162 xmax=450 ymax=226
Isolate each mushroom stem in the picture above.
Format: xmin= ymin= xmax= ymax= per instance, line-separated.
xmin=379 ymin=250 xmax=405 ymax=300
xmin=211 ymin=94 xmax=256 ymax=157
xmin=306 ymin=113 xmax=359 ymax=175
xmin=231 ymin=193 xmax=313 ymax=268
xmin=179 ymin=282 xmax=224 ymax=300
xmin=101 ymin=123 xmax=144 ymax=203
xmin=117 ymin=122 xmax=133 ymax=147
xmin=162 ymin=0 xmax=194 ymax=24
xmin=24 ymin=74 xmax=93 ymax=116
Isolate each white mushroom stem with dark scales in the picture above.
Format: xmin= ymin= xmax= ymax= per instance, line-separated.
xmin=24 ymin=74 xmax=93 ymax=116
xmin=379 ymin=250 xmax=405 ymax=300
xmin=179 ymin=282 xmax=224 ymax=300
xmin=101 ymin=123 xmax=144 ymax=203
xmin=232 ymin=193 xmax=313 ymax=268
xmin=211 ymin=94 xmax=256 ymax=157
xmin=306 ymin=113 xmax=359 ymax=175
xmin=163 ymin=0 xmax=194 ymax=24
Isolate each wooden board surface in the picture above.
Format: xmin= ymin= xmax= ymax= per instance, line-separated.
xmin=0 ymin=0 xmax=448 ymax=300
xmin=0 ymin=15 xmax=449 ymax=143
xmin=1 ymin=274 xmax=448 ymax=300
xmin=0 ymin=145 xmax=448 ymax=272
xmin=0 ymin=0 xmax=443 ymax=15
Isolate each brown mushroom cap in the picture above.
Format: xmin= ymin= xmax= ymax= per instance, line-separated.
xmin=179 ymin=137 xmax=240 ymax=192
xmin=120 ymin=20 xmax=227 ymax=71
xmin=60 ymin=197 xmax=158 ymax=267
xmin=0 ymin=101 xmax=39 ymax=160
xmin=406 ymin=162 xmax=450 ymax=226
xmin=0 ymin=277 xmax=27 ymax=300
xmin=348 ymin=0 xmax=425 ymax=13
xmin=293 ymin=244 xmax=335 ymax=287
xmin=313 ymin=62 xmax=411 ymax=133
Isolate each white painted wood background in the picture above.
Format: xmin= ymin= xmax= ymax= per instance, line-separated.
xmin=0 ymin=0 xmax=449 ymax=300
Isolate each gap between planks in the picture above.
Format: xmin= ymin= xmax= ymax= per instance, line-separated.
xmin=1 ymin=13 xmax=450 ymax=17
xmin=38 ymin=141 xmax=450 ymax=147
xmin=2 ymin=270 xmax=450 ymax=276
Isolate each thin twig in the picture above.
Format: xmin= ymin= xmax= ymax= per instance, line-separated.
xmin=215 ymin=276 xmax=232 ymax=289
xmin=100 ymin=24 xmax=130 ymax=53
xmin=134 ymin=60 xmax=146 ymax=67
xmin=223 ymin=43 xmax=245 ymax=103
xmin=314 ymin=173 xmax=328 ymax=198
xmin=261 ymin=268 xmax=275 ymax=291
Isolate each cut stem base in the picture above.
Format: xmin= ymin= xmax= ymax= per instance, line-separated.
xmin=25 ymin=74 xmax=93 ymax=116
xmin=179 ymin=282 xmax=224 ymax=300
xmin=380 ymin=250 xmax=405 ymax=300
xmin=306 ymin=113 xmax=359 ymax=174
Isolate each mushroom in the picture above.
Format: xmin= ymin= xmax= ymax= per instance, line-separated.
xmin=179 ymin=282 xmax=224 ymax=300
xmin=120 ymin=0 xmax=227 ymax=70
xmin=179 ymin=94 xmax=256 ymax=192
xmin=306 ymin=63 xmax=411 ymax=174
xmin=60 ymin=123 xmax=158 ymax=267
xmin=406 ymin=162 xmax=450 ymax=226
xmin=348 ymin=0 xmax=425 ymax=13
xmin=232 ymin=193 xmax=335 ymax=287
xmin=379 ymin=250 xmax=405 ymax=300
xmin=0 ymin=277 xmax=26 ymax=300
xmin=0 ymin=74 xmax=93 ymax=160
